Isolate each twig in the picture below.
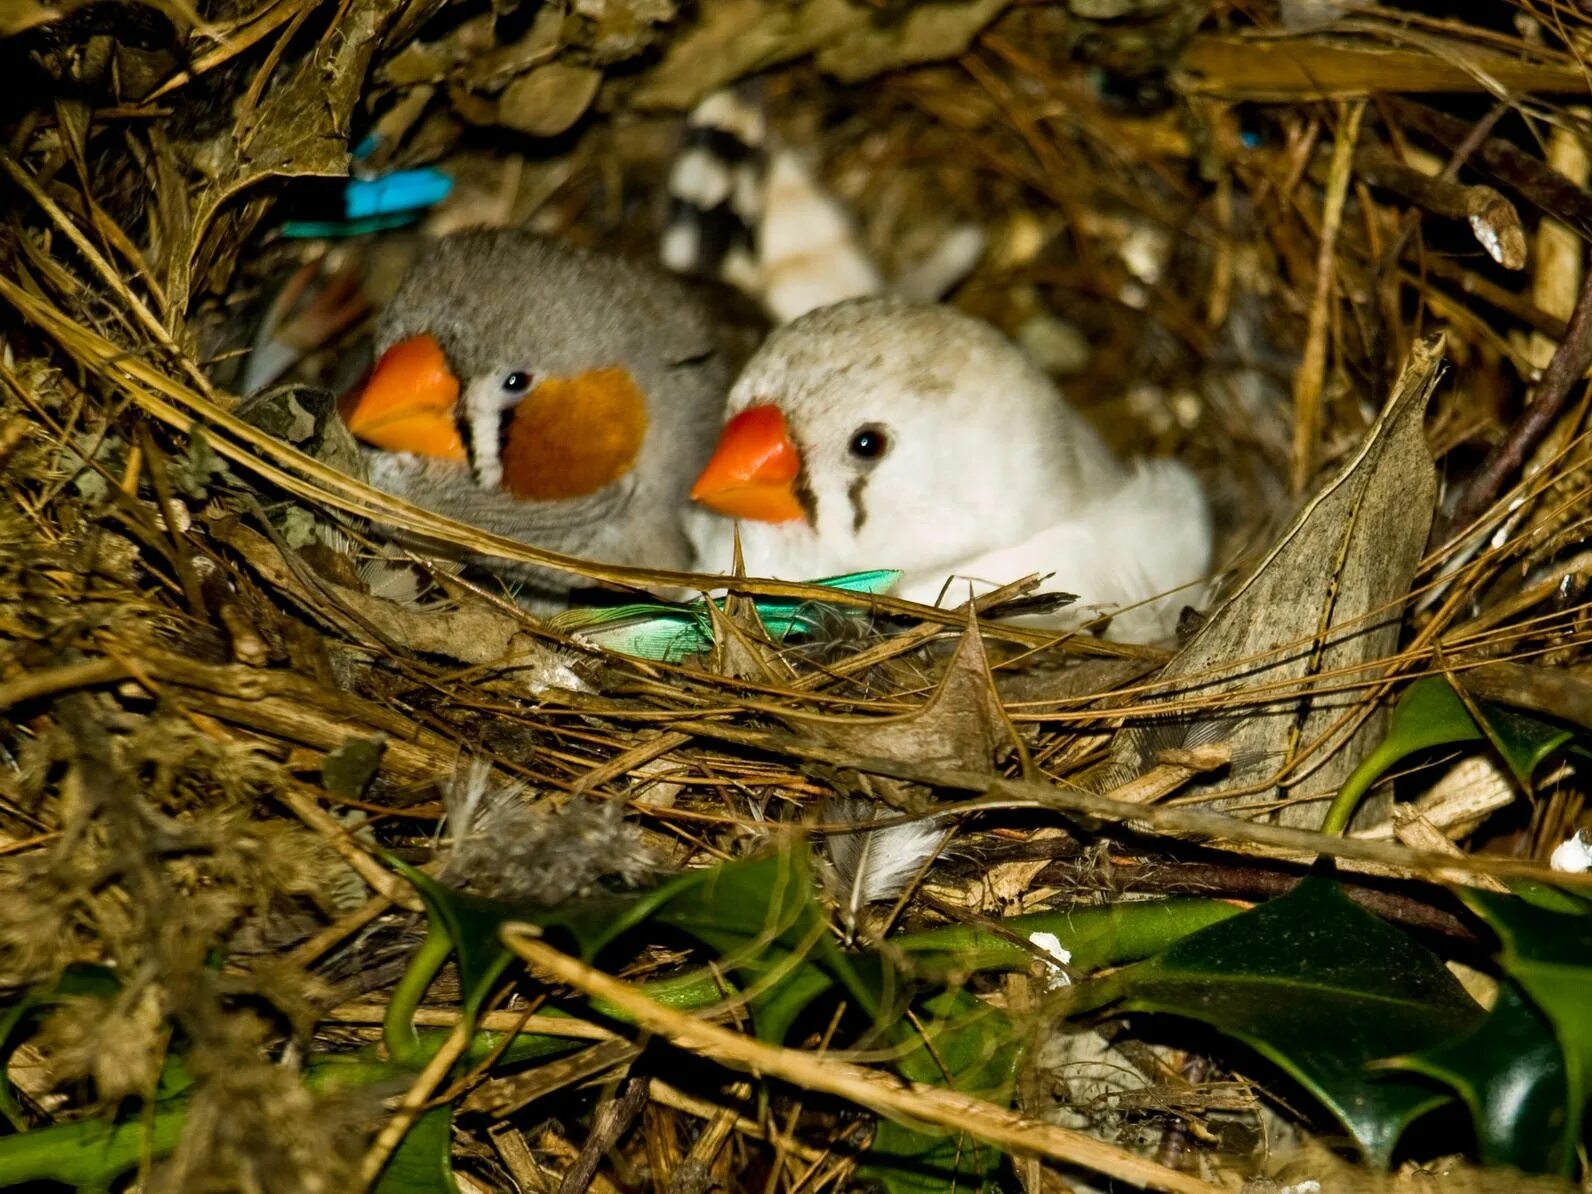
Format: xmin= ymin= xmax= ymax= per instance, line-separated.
xmin=136 ymin=424 xmax=208 ymax=616
xmin=649 ymin=1080 xmax=829 ymax=1164
xmin=0 ymin=658 xmax=133 ymax=713
xmin=1099 ymin=744 xmax=1231 ymax=805
xmin=0 ymin=151 xmax=217 ymax=400
xmin=465 ymin=1039 xmax=644 ymax=1118
xmin=281 ymin=788 xmax=422 ymax=912
xmin=504 ymin=929 xmax=1223 ymax=1194
xmin=556 ymin=1074 xmax=651 ymax=1194
xmin=665 ymin=1081 xmax=752 ymax=1194
xmin=1459 ymin=660 xmax=1592 ymax=731
xmin=288 ymin=896 xmax=393 ymax=968
xmin=1355 ymin=146 xmax=1525 ymax=268
xmin=658 ymin=716 xmax=1592 ymax=888
xmin=352 ymin=1018 xmax=472 ymax=1192
xmin=1387 ymin=97 xmax=1592 ymax=237
xmin=325 ymin=1003 xmax=619 ymax=1041
xmin=1447 ymin=264 xmax=1592 ymax=534
xmin=1292 ymin=100 xmax=1365 ymax=493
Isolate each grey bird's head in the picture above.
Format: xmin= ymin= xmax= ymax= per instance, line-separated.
xmin=338 ymin=230 xmax=739 ymax=580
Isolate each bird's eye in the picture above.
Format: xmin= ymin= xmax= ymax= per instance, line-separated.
xmin=502 ymin=371 xmax=532 ymax=395
xmin=847 ymin=425 xmax=889 ymax=461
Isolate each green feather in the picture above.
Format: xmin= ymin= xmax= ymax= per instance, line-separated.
xmin=551 ymin=570 xmax=901 ymax=662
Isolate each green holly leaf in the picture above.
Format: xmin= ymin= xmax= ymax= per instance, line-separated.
xmin=1326 ymin=676 xmax=1578 ymax=834
xmin=1459 ymin=888 xmax=1592 ymax=1171
xmin=1475 ymin=704 xmax=1574 ymax=789
xmin=649 ymin=849 xmax=892 ymax=1039
xmin=893 ymin=898 xmax=1245 ymax=979
xmin=374 ymin=1104 xmax=459 ymax=1194
xmin=1383 ymin=980 xmax=1572 ymax=1174
xmin=1087 ymin=877 xmax=1483 ymax=1165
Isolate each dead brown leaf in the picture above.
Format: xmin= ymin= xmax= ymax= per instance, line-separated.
xmin=1108 ymin=334 xmax=1446 ymax=828
xmin=154 ymin=0 xmax=406 ymax=313
xmin=493 ymin=62 xmax=604 ymax=137
xmin=630 ymin=0 xmax=1012 ymax=110
xmin=793 ymin=620 xmax=1027 ymax=777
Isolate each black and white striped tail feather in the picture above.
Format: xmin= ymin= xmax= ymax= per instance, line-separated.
xmin=662 ymin=86 xmax=984 ymax=324
xmin=660 ymin=86 xmax=766 ymax=294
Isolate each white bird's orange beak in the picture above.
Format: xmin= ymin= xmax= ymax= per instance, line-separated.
xmin=691 ymin=404 xmax=804 ymax=523
xmin=339 ymin=334 xmax=468 ymax=463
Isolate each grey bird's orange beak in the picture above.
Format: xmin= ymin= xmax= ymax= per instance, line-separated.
xmin=340 ymin=334 xmax=468 ymax=462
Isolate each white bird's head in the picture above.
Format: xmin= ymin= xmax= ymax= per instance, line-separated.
xmin=689 ymin=298 xmax=1120 ymax=581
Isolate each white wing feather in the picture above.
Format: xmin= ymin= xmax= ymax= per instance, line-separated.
xmin=821 ymin=797 xmax=951 ymax=930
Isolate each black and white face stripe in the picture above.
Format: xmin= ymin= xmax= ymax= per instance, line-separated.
xmin=458 ymin=372 xmax=533 ymax=492
xmin=843 ymin=424 xmax=889 ymax=532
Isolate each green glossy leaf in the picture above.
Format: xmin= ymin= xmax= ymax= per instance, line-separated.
xmin=387 ymin=859 xmax=702 ymax=1062
xmin=374 ymin=1105 xmax=459 ymax=1194
xmin=1461 ymin=889 xmax=1592 ymax=1165
xmin=861 ymin=987 xmax=1021 ymax=1193
xmin=1326 ymin=676 xmax=1581 ymax=834
xmin=0 ymin=1097 xmax=188 ymax=1189
xmin=1474 ymin=704 xmax=1574 ymax=788
xmin=892 ymin=898 xmax=1244 ymax=978
xmin=1384 ymin=980 xmax=1572 ymax=1174
xmin=650 ymin=849 xmax=892 ymax=1039
xmin=1091 ymin=877 xmax=1483 ymax=1165
xmin=1324 ymin=677 xmax=1485 ymax=833
xmin=397 ymin=867 xmax=521 ymax=1022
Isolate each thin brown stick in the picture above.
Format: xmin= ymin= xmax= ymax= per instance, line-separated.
xmin=0 ymin=151 xmax=216 ymax=400
xmin=1387 ymin=96 xmax=1592 ymax=236
xmin=281 ymin=789 xmax=422 ymax=912
xmin=0 ymin=658 xmax=133 ymax=713
xmin=1356 ymin=146 xmax=1525 ymax=268
xmin=504 ymin=929 xmax=1222 ymax=1194
xmin=556 ymin=1074 xmax=650 ymax=1194
xmin=656 ymin=715 xmax=1591 ymax=888
xmin=1448 ymin=264 xmax=1592 ymax=533
xmin=665 ymin=1081 xmax=752 ymax=1194
xmin=324 ymin=1003 xmax=619 ymax=1042
xmin=353 ymin=1018 xmax=471 ymax=1192
xmin=288 ymin=896 xmax=393 ymax=968
xmin=1292 ymin=100 xmax=1365 ymax=492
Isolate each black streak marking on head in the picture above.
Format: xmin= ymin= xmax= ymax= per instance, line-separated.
xmin=455 ymin=402 xmax=486 ymax=485
xmin=788 ymin=426 xmax=819 ymax=526
xmin=847 ymin=473 xmax=869 ymax=535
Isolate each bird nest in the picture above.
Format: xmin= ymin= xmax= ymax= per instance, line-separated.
xmin=2 ymin=2 xmax=1591 ymax=1192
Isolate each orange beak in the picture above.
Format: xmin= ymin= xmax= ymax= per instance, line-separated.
xmin=691 ymin=404 xmax=805 ymax=523
xmin=339 ymin=334 xmax=467 ymax=463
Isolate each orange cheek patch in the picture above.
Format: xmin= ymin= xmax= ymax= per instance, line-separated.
xmin=499 ymin=367 xmax=650 ymax=500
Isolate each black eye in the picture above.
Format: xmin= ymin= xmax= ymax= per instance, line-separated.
xmin=848 ymin=425 xmax=888 ymax=461
xmin=502 ymin=371 xmax=531 ymax=394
